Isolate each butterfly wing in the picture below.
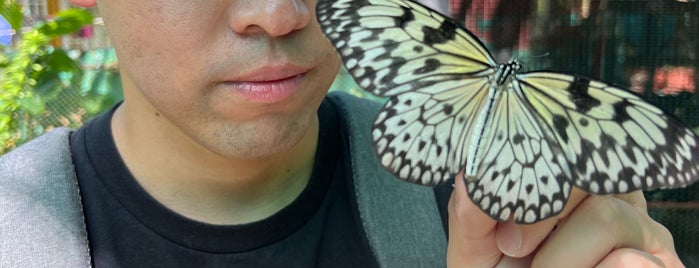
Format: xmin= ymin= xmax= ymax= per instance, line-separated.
xmin=518 ymin=72 xmax=699 ymax=194
xmin=465 ymin=80 xmax=574 ymax=223
xmin=373 ymin=76 xmax=492 ymax=185
xmin=317 ymin=0 xmax=500 ymax=185
xmin=316 ymin=0 xmax=496 ymax=97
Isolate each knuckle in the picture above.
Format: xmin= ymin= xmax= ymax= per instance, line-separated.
xmin=447 ymin=194 xmax=470 ymax=222
xmin=648 ymin=220 xmax=675 ymax=249
xmin=576 ymin=195 xmax=620 ymax=227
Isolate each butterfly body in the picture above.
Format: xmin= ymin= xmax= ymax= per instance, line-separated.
xmin=317 ymin=0 xmax=699 ymax=223
xmin=465 ymin=60 xmax=519 ymax=178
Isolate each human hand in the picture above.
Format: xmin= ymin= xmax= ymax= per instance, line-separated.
xmin=447 ymin=172 xmax=684 ymax=267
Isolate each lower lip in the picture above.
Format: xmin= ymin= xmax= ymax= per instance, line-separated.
xmin=226 ymin=74 xmax=304 ymax=104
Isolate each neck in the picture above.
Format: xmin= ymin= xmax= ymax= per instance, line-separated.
xmin=111 ymin=103 xmax=319 ymax=225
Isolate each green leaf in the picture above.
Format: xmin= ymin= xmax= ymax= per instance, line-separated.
xmin=0 ymin=1 xmax=23 ymax=30
xmin=16 ymin=95 xmax=45 ymax=115
xmin=37 ymin=9 xmax=94 ymax=37
xmin=44 ymin=49 xmax=81 ymax=73
xmin=0 ymin=51 xmax=8 ymax=67
xmin=0 ymin=113 xmax=8 ymax=123
xmin=33 ymin=50 xmax=79 ymax=91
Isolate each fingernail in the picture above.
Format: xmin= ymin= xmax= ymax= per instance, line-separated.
xmin=498 ymin=224 xmax=522 ymax=256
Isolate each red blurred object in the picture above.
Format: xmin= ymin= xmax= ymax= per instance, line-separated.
xmin=653 ymin=66 xmax=696 ymax=95
xmin=78 ymin=25 xmax=93 ymax=38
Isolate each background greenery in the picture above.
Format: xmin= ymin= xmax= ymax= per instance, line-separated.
xmin=0 ymin=1 xmax=120 ymax=154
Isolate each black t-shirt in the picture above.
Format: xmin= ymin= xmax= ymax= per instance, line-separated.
xmin=70 ymin=99 xmax=382 ymax=267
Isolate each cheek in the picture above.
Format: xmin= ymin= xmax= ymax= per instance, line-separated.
xmin=103 ymin=1 xmax=215 ymax=70
xmin=113 ymin=30 xmax=212 ymax=112
xmin=314 ymin=43 xmax=342 ymax=97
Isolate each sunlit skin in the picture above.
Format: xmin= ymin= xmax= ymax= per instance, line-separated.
xmin=70 ymin=0 xmax=684 ymax=267
xmin=80 ymin=0 xmax=341 ymax=224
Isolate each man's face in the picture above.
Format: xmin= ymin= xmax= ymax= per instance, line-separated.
xmin=97 ymin=0 xmax=341 ymax=159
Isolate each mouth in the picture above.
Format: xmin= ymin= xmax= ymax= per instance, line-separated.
xmin=223 ymin=65 xmax=310 ymax=104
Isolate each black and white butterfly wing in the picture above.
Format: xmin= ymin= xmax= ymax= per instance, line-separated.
xmin=466 ymin=79 xmax=574 ymax=223
xmin=517 ymin=73 xmax=699 ymax=194
xmin=317 ymin=0 xmax=499 ymax=185
xmin=316 ymin=0 xmax=495 ymax=98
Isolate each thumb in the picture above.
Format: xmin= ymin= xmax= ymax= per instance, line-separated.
xmin=447 ymin=173 xmax=502 ymax=267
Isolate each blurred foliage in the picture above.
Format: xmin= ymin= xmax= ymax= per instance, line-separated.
xmin=0 ymin=2 xmax=120 ymax=154
xmin=0 ymin=1 xmax=22 ymax=31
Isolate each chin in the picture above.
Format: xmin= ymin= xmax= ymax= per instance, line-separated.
xmin=198 ymin=112 xmax=316 ymax=160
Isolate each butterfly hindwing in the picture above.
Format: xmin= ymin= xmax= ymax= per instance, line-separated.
xmin=466 ymin=82 xmax=573 ymax=223
xmin=373 ymin=75 xmax=493 ymax=185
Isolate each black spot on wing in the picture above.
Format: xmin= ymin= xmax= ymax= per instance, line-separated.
xmin=612 ymin=99 xmax=632 ymax=123
xmin=443 ymin=104 xmax=454 ymax=115
xmin=579 ymin=118 xmax=589 ymax=126
xmin=458 ymin=116 xmax=466 ymax=124
xmin=413 ymin=45 xmax=424 ymax=53
xmin=552 ymin=115 xmax=570 ymax=142
xmin=389 ymin=97 xmax=399 ymax=105
xmin=397 ymin=6 xmax=416 ymax=28
xmin=415 ymin=58 xmax=441 ymax=74
xmin=422 ymin=18 xmax=458 ymax=45
xmin=430 ymin=137 xmax=442 ymax=153
xmin=507 ymin=180 xmax=516 ymax=191
xmin=513 ymin=133 xmax=525 ymax=145
xmin=525 ymin=184 xmax=534 ymax=194
xmin=569 ymin=77 xmax=601 ymax=113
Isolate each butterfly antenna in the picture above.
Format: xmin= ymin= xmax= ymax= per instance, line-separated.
xmin=514 ymin=52 xmax=550 ymax=62
xmin=530 ymin=52 xmax=551 ymax=58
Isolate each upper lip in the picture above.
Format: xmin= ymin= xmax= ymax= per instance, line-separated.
xmin=227 ymin=63 xmax=311 ymax=82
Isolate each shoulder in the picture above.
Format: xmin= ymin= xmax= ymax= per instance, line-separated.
xmin=0 ymin=127 xmax=74 ymax=176
xmin=327 ymin=91 xmax=383 ymax=116
xmin=326 ymin=92 xmax=449 ymax=267
xmin=326 ymin=91 xmax=383 ymax=137
xmin=0 ymin=127 xmax=90 ymax=266
xmin=0 ymin=127 xmax=77 ymax=206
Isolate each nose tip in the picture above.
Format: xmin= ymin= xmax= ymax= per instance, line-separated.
xmin=229 ymin=0 xmax=311 ymax=37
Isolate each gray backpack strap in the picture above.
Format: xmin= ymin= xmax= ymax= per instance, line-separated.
xmin=329 ymin=92 xmax=448 ymax=268
xmin=0 ymin=127 xmax=91 ymax=267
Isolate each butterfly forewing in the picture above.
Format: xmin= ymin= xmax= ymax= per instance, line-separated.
xmin=317 ymin=0 xmax=496 ymax=97
xmin=317 ymin=0 xmax=699 ymax=224
xmin=518 ymin=73 xmax=699 ymax=194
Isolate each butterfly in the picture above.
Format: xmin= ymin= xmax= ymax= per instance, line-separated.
xmin=316 ymin=0 xmax=699 ymax=223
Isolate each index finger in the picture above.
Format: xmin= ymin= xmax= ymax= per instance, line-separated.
xmin=447 ymin=174 xmax=501 ymax=267
xmin=532 ymin=193 xmax=680 ymax=267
